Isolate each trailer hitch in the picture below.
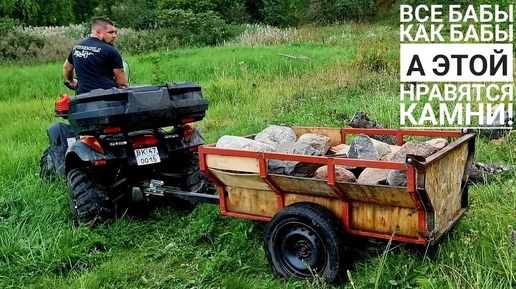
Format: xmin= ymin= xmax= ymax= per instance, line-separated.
xmin=143 ymin=179 xmax=219 ymax=205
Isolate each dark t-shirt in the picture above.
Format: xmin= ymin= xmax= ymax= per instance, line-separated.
xmin=67 ymin=37 xmax=124 ymax=94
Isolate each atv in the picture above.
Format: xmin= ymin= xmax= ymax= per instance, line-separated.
xmin=40 ymin=81 xmax=216 ymax=227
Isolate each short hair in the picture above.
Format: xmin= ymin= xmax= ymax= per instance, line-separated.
xmin=92 ymin=18 xmax=114 ymax=30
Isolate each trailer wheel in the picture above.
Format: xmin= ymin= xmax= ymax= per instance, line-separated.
xmin=40 ymin=147 xmax=57 ymax=181
xmin=67 ymin=167 xmax=113 ymax=227
xmin=264 ymin=202 xmax=346 ymax=283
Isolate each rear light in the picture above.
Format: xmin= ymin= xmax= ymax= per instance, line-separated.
xmin=94 ymin=160 xmax=107 ymax=166
xmin=183 ymin=124 xmax=194 ymax=142
xmin=103 ymin=127 xmax=122 ymax=134
xmin=182 ymin=117 xmax=195 ymax=123
xmin=80 ymin=136 xmax=105 ymax=154
xmin=132 ymin=135 xmax=159 ymax=149
xmin=189 ymin=146 xmax=198 ymax=152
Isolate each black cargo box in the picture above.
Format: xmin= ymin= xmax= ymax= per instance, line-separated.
xmin=67 ymin=82 xmax=208 ymax=134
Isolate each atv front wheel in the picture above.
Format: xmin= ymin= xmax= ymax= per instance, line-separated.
xmin=67 ymin=168 xmax=113 ymax=227
xmin=40 ymin=147 xmax=57 ymax=181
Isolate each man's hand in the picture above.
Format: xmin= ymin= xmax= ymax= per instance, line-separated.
xmin=63 ymin=59 xmax=77 ymax=89
xmin=65 ymin=79 xmax=78 ymax=90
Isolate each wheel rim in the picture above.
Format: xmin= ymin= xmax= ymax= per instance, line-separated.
xmin=275 ymin=221 xmax=327 ymax=277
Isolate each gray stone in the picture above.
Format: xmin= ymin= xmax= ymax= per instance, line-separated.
xmin=296 ymin=133 xmax=332 ymax=155
xmin=268 ymin=142 xmax=322 ymax=177
xmin=370 ymin=138 xmax=392 ymax=159
xmin=383 ymin=141 xmax=439 ymax=186
xmin=381 ymin=152 xmax=394 ymax=161
xmin=424 ymin=138 xmax=448 ymax=150
xmin=314 ymin=165 xmax=356 ymax=182
xmin=387 ymin=141 xmax=439 ymax=162
xmin=216 ymin=135 xmax=274 ymax=152
xmin=274 ymin=142 xmax=319 ymax=155
xmin=469 ymin=161 xmax=516 ymax=184
xmin=348 ymin=110 xmax=397 ymax=144
xmin=357 ymin=168 xmax=389 ymax=185
xmin=334 ymin=144 xmax=350 ymax=156
xmin=386 ymin=170 xmax=407 ymax=186
xmin=389 ymin=145 xmax=402 ymax=154
xmin=478 ymin=107 xmax=513 ymax=140
xmin=254 ymin=125 xmax=297 ymax=148
xmin=348 ymin=134 xmax=380 ymax=160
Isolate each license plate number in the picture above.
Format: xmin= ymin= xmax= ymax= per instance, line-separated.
xmin=134 ymin=146 xmax=161 ymax=166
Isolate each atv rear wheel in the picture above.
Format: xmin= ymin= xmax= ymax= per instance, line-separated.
xmin=176 ymin=151 xmax=215 ymax=211
xmin=40 ymin=147 xmax=58 ymax=181
xmin=182 ymin=151 xmax=214 ymax=194
xmin=67 ymin=167 xmax=113 ymax=227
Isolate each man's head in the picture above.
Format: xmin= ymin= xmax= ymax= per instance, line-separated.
xmin=91 ymin=18 xmax=117 ymax=45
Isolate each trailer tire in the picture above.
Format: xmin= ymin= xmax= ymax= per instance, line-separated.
xmin=40 ymin=147 xmax=57 ymax=181
xmin=264 ymin=202 xmax=346 ymax=283
xmin=67 ymin=167 xmax=113 ymax=227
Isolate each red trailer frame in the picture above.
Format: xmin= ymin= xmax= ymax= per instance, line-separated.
xmin=199 ymin=127 xmax=475 ymax=245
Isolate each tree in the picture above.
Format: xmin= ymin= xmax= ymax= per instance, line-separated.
xmin=73 ymin=0 xmax=101 ymax=23
xmin=0 ymin=0 xmax=75 ymax=26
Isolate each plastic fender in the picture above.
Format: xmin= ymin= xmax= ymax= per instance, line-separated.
xmin=65 ymin=140 xmax=128 ymax=172
xmin=184 ymin=127 xmax=205 ymax=147
xmin=47 ymin=122 xmax=76 ymax=176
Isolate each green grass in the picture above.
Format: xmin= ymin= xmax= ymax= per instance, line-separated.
xmin=1 ymin=22 xmax=515 ymax=288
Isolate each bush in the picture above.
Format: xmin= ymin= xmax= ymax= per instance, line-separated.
xmin=262 ymin=0 xmax=377 ymax=28
xmin=0 ymin=31 xmax=45 ymax=62
xmin=0 ymin=17 xmax=21 ymax=33
xmin=313 ymin=0 xmax=377 ymax=24
xmin=352 ymin=37 xmax=390 ymax=72
xmin=116 ymin=28 xmax=181 ymax=55
xmin=95 ymin=0 xmax=158 ymax=30
xmin=262 ymin=0 xmax=309 ymax=28
xmin=156 ymin=9 xmax=231 ymax=46
xmin=0 ymin=25 xmax=89 ymax=64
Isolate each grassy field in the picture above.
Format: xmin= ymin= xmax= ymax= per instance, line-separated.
xmin=0 ymin=23 xmax=515 ymax=289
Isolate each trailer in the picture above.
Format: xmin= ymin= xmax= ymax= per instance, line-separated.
xmin=198 ymin=126 xmax=476 ymax=283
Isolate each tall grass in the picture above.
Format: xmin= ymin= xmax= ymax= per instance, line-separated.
xmin=0 ymin=22 xmax=515 ymax=288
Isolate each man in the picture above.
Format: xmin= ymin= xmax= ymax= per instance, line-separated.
xmin=63 ymin=18 xmax=128 ymax=94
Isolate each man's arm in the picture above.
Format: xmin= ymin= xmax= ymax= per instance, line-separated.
xmin=63 ymin=59 xmax=78 ymax=88
xmin=113 ymin=68 xmax=128 ymax=87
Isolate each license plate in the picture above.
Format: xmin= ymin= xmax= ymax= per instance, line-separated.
xmin=134 ymin=146 xmax=161 ymax=166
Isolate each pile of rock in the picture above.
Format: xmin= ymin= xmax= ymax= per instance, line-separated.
xmin=315 ymin=135 xmax=447 ymax=186
xmin=215 ymin=125 xmax=449 ymax=186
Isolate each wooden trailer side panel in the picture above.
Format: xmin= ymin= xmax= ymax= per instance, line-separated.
xmin=206 ymin=154 xmax=260 ymax=173
xmin=284 ymin=193 xmax=343 ymax=219
xmin=225 ymin=186 xmax=278 ymax=217
xmin=336 ymin=183 xmax=416 ymax=208
xmin=349 ymin=202 xmax=420 ymax=237
xmin=209 ymin=169 xmax=270 ymax=191
xmin=424 ymin=142 xmax=469 ymax=237
xmin=224 ymin=186 xmax=343 ymax=218
xmin=270 ymin=175 xmax=339 ymax=198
